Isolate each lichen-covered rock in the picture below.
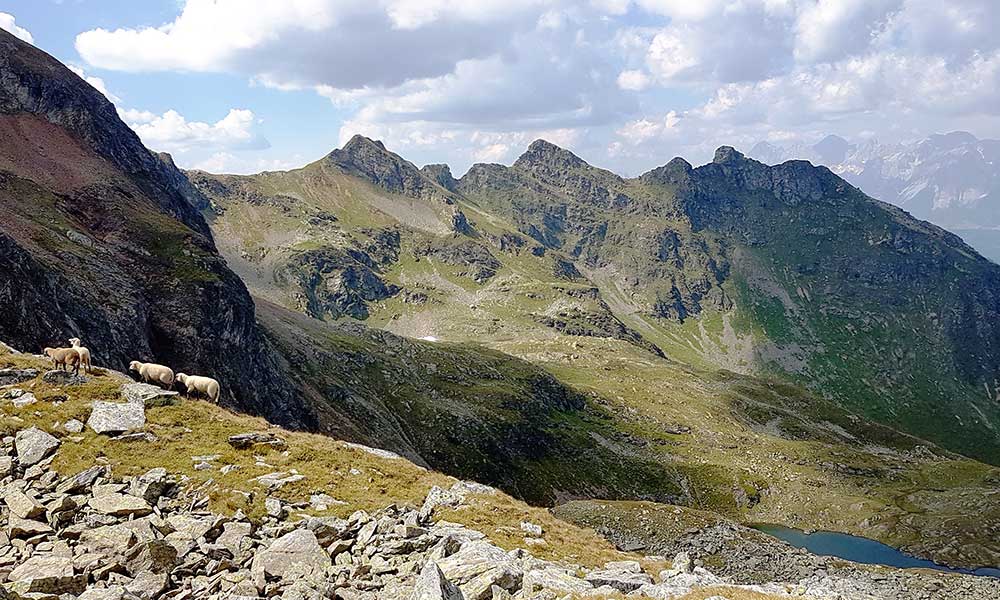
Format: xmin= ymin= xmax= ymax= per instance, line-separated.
xmin=120 ymin=382 xmax=179 ymax=407
xmin=0 ymin=368 xmax=37 ymax=386
xmin=411 ymin=561 xmax=464 ymax=600
xmin=41 ymin=369 xmax=88 ymax=385
xmin=8 ymin=555 xmax=86 ymax=594
xmin=14 ymin=426 xmax=59 ymax=466
xmin=87 ymin=400 xmax=145 ymax=434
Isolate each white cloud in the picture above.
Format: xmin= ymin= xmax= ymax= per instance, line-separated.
xmin=794 ymin=0 xmax=902 ymax=63
xmin=191 ymin=152 xmax=303 ymax=174
xmin=616 ymin=69 xmax=650 ymax=91
xmin=0 ymin=12 xmax=33 ymax=44
xmin=616 ymin=111 xmax=680 ymax=144
xmin=600 ymin=0 xmax=1000 ymax=174
xmin=73 ymin=0 xmax=1000 ymax=178
xmin=124 ymin=108 xmax=270 ymax=154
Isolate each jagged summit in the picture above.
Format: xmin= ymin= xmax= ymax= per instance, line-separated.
xmin=343 ymin=133 xmax=388 ymax=152
xmin=640 ymin=156 xmax=694 ymax=185
xmin=514 ymin=138 xmax=587 ymax=170
xmin=712 ymin=145 xmax=746 ymax=165
xmin=420 ymin=163 xmax=457 ymax=191
xmin=323 ymin=134 xmax=436 ymax=198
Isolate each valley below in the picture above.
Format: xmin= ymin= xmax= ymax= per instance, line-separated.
xmin=3 ymin=26 xmax=1000 ymax=599
xmin=190 ymin=136 xmax=1000 ymax=574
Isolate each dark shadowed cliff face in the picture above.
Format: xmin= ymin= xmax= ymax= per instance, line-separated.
xmin=0 ymin=30 xmax=313 ymax=429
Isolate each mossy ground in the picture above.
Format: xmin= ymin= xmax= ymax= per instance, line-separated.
xmin=0 ymin=346 xmax=631 ymax=568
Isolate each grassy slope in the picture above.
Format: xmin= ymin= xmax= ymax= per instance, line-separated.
xmin=0 ymin=345 xmax=624 ymax=567
xmin=192 ymin=157 xmax=1000 ymax=570
xmin=719 ymin=184 xmax=1000 ymax=463
xmin=1 ymin=345 xmax=799 ymax=600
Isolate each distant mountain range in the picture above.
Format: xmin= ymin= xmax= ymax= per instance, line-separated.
xmin=5 ymin=28 xmax=1000 ymax=572
xmin=750 ymin=132 xmax=1000 ymax=262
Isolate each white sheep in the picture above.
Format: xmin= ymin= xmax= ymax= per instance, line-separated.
xmin=129 ymin=361 xmax=175 ymax=389
xmin=175 ymin=373 xmax=221 ymax=403
xmin=68 ymin=338 xmax=92 ymax=373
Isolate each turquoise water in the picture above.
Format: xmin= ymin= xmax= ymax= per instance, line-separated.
xmin=754 ymin=525 xmax=1000 ymax=579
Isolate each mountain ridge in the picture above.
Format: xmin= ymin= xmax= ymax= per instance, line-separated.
xmin=749 ymin=131 xmax=1000 ymax=262
xmin=0 ymin=28 xmax=310 ymax=429
xmin=5 ymin=29 xmax=1000 ymax=577
xmin=194 ymin=133 xmax=1000 ymax=466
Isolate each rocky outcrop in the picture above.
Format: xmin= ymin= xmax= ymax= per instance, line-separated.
xmin=274 ymin=246 xmax=400 ymax=320
xmin=1 ymin=428 xmax=992 ymax=600
xmin=0 ymin=29 xmax=311 ymax=431
xmin=413 ymin=240 xmax=501 ymax=283
xmin=421 ymin=164 xmax=458 ymax=192
xmin=326 ymin=135 xmax=452 ymax=202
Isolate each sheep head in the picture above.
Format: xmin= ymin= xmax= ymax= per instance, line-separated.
xmin=128 ymin=361 xmax=142 ymax=372
xmin=176 ymin=373 xmax=188 ymax=384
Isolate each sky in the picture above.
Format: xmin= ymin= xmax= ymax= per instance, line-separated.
xmin=3 ymin=0 xmax=1000 ymax=176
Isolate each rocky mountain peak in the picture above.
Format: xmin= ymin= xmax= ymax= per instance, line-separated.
xmin=813 ymin=134 xmax=851 ymax=165
xmin=514 ymin=139 xmax=586 ymax=170
xmin=421 ymin=163 xmax=457 ymax=191
xmin=0 ymin=28 xmax=211 ymax=236
xmin=639 ymin=157 xmax=693 ymax=186
xmin=324 ymin=135 xmax=434 ymax=198
xmin=712 ymin=146 xmax=746 ymax=165
xmin=342 ymin=133 xmax=388 ymax=153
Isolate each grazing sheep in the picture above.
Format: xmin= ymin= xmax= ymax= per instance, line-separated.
xmin=175 ymin=373 xmax=221 ymax=403
xmin=68 ymin=338 xmax=92 ymax=373
xmin=129 ymin=361 xmax=174 ymax=389
xmin=43 ymin=347 xmax=80 ymax=375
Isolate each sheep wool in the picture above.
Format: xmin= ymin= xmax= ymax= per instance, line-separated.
xmin=44 ymin=347 xmax=81 ymax=375
xmin=176 ymin=373 xmax=221 ymax=403
xmin=68 ymin=338 xmax=92 ymax=373
xmin=129 ymin=361 xmax=175 ymax=389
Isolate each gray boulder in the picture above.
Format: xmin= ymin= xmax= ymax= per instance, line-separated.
xmin=42 ymin=369 xmax=88 ymax=385
xmin=8 ymin=514 xmax=54 ymax=537
xmin=9 ymin=390 xmax=37 ymax=408
xmin=56 ymin=465 xmax=107 ymax=494
xmin=129 ymin=467 xmax=171 ymax=503
xmin=88 ymin=492 xmax=153 ymax=517
xmin=4 ymin=488 xmax=46 ymax=519
xmin=15 ymin=427 xmax=59 ymax=466
xmin=251 ymin=529 xmax=328 ymax=582
xmin=228 ymin=431 xmax=286 ymax=449
xmin=412 ymin=561 xmax=464 ymax=600
xmin=8 ymin=555 xmax=86 ymax=594
xmin=0 ymin=368 xmax=37 ymax=386
xmin=88 ymin=400 xmax=145 ymax=434
xmin=438 ymin=541 xmax=523 ymax=600
xmin=584 ymin=567 xmax=654 ymax=592
xmin=63 ymin=418 xmax=84 ymax=433
xmin=125 ymin=539 xmax=178 ymax=575
xmin=120 ymin=382 xmax=179 ymax=407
